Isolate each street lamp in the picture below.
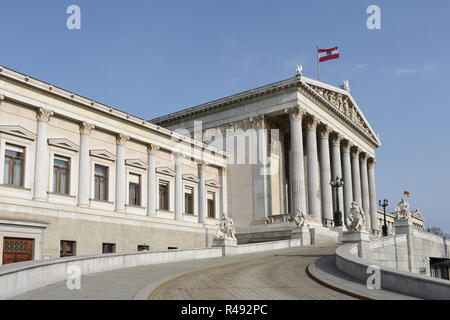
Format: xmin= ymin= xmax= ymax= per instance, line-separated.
xmin=379 ymin=199 xmax=389 ymax=236
xmin=330 ymin=177 xmax=344 ymax=227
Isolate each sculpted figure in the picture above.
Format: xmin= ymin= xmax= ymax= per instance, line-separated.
xmin=346 ymin=201 xmax=367 ymax=232
xmin=290 ymin=209 xmax=310 ymax=228
xmin=215 ymin=214 xmax=237 ymax=240
xmin=394 ymin=198 xmax=412 ymax=220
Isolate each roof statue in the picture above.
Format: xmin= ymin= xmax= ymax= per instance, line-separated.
xmin=342 ymin=80 xmax=351 ymax=92
xmin=295 ymin=65 xmax=303 ymax=77
xmin=346 ymin=201 xmax=367 ymax=232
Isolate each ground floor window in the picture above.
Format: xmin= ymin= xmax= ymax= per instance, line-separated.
xmin=2 ymin=237 xmax=33 ymax=265
xmin=207 ymin=191 xmax=216 ymax=218
xmin=184 ymin=186 xmax=194 ymax=215
xmin=60 ymin=240 xmax=77 ymax=257
xmin=102 ymin=243 xmax=116 ymax=254
xmin=138 ymin=245 xmax=149 ymax=251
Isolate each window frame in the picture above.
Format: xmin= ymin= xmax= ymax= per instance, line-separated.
xmin=52 ymin=154 xmax=71 ymax=195
xmin=4 ymin=143 xmax=25 ymax=187
xmin=207 ymin=191 xmax=216 ymax=219
xmin=94 ymin=163 xmax=109 ymax=201
xmin=158 ymin=179 xmax=170 ymax=211
xmin=184 ymin=185 xmax=194 ymax=215
xmin=128 ymin=172 xmax=141 ymax=206
xmin=102 ymin=243 xmax=116 ymax=254
xmin=60 ymin=240 xmax=77 ymax=257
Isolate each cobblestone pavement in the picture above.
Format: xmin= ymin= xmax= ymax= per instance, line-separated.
xmin=149 ymin=246 xmax=356 ymax=300
xmin=14 ymin=245 xmax=355 ymax=300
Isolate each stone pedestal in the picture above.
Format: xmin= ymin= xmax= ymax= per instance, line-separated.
xmin=395 ymin=219 xmax=414 ymax=235
xmin=212 ymin=238 xmax=237 ymax=247
xmin=342 ymin=231 xmax=371 ymax=258
xmin=291 ymin=227 xmax=311 ymax=246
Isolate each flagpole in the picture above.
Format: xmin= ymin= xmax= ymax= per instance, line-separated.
xmin=316 ymin=46 xmax=320 ymax=81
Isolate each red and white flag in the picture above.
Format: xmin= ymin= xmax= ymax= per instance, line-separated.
xmin=403 ymin=191 xmax=411 ymax=197
xmin=317 ymin=47 xmax=340 ymax=63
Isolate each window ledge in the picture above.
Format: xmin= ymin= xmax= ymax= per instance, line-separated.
xmin=89 ymin=199 xmax=113 ymax=204
xmin=126 ymin=204 xmax=145 ymax=209
xmin=156 ymin=210 xmax=174 ymax=214
xmin=47 ymin=192 xmax=76 ymax=198
xmin=0 ymin=184 xmax=31 ymax=191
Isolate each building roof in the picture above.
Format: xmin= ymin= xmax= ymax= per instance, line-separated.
xmin=150 ymin=75 xmax=381 ymax=148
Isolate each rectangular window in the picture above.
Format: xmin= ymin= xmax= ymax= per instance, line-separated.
xmin=53 ymin=155 xmax=70 ymax=194
xmin=158 ymin=180 xmax=169 ymax=211
xmin=60 ymin=240 xmax=76 ymax=257
xmin=184 ymin=186 xmax=194 ymax=215
xmin=207 ymin=191 xmax=216 ymax=218
xmin=102 ymin=243 xmax=116 ymax=254
xmin=128 ymin=173 xmax=141 ymax=206
xmin=138 ymin=245 xmax=149 ymax=251
xmin=94 ymin=164 xmax=108 ymax=201
xmin=4 ymin=144 xmax=24 ymax=187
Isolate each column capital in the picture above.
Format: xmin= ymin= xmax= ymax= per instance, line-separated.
xmin=36 ymin=108 xmax=54 ymax=122
xmin=0 ymin=94 xmax=5 ymax=104
xmin=174 ymin=152 xmax=186 ymax=161
xmin=368 ymin=157 xmax=377 ymax=168
xmin=341 ymin=139 xmax=352 ymax=152
xmin=318 ymin=124 xmax=332 ymax=139
xmin=116 ymin=133 xmax=130 ymax=145
xmin=304 ymin=116 xmax=319 ymax=131
xmin=330 ymin=132 xmax=343 ymax=146
xmin=147 ymin=143 xmax=160 ymax=154
xmin=285 ymin=106 xmax=306 ymax=121
xmin=80 ymin=121 xmax=95 ymax=135
xmin=220 ymin=167 xmax=227 ymax=176
xmin=249 ymin=114 xmax=266 ymax=129
xmin=197 ymin=161 xmax=208 ymax=169
xmin=351 ymin=146 xmax=361 ymax=159
xmin=360 ymin=152 xmax=368 ymax=163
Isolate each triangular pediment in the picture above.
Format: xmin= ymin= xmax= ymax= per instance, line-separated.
xmin=412 ymin=209 xmax=424 ymax=221
xmin=125 ymin=158 xmax=148 ymax=169
xmin=0 ymin=125 xmax=36 ymax=141
xmin=48 ymin=138 xmax=80 ymax=152
xmin=156 ymin=167 xmax=175 ymax=176
xmin=183 ymin=173 xmax=199 ymax=183
xmin=303 ymin=80 xmax=381 ymax=146
xmin=90 ymin=149 xmax=116 ymax=161
xmin=205 ymin=179 xmax=220 ymax=188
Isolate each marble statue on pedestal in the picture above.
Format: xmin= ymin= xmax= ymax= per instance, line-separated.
xmin=290 ymin=209 xmax=310 ymax=228
xmin=346 ymin=201 xmax=367 ymax=232
xmin=215 ymin=214 xmax=237 ymax=240
xmin=394 ymin=198 xmax=412 ymax=220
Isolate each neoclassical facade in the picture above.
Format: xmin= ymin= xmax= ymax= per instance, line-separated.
xmin=0 ymin=66 xmax=228 ymax=264
xmin=152 ymin=74 xmax=383 ymax=233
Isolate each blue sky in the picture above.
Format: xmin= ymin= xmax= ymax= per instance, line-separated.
xmin=1 ymin=1 xmax=449 ymax=231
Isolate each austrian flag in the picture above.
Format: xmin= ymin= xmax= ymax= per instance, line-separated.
xmin=317 ymin=47 xmax=340 ymax=63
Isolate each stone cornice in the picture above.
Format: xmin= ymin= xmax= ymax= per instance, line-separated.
xmin=0 ymin=65 xmax=228 ymax=158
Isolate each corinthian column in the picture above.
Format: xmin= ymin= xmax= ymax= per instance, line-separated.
xmin=78 ymin=122 xmax=95 ymax=207
xmin=115 ymin=133 xmax=129 ymax=212
xmin=351 ymin=146 xmax=362 ymax=208
xmin=305 ymin=116 xmax=321 ymax=222
xmin=33 ymin=108 xmax=54 ymax=201
xmin=319 ymin=125 xmax=333 ymax=225
xmin=174 ymin=153 xmax=184 ymax=220
xmin=198 ymin=162 xmax=207 ymax=223
xmin=368 ymin=158 xmax=379 ymax=233
xmin=147 ymin=144 xmax=159 ymax=216
xmin=220 ymin=167 xmax=228 ymax=218
xmin=360 ymin=153 xmax=371 ymax=230
xmin=341 ymin=140 xmax=353 ymax=222
xmin=286 ymin=107 xmax=307 ymax=213
xmin=330 ymin=133 xmax=344 ymax=222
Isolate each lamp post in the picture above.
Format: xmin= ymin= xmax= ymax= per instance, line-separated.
xmin=330 ymin=177 xmax=344 ymax=227
xmin=379 ymin=199 xmax=389 ymax=236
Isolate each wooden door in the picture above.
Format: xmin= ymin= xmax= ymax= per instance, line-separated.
xmin=3 ymin=237 xmax=33 ymax=265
